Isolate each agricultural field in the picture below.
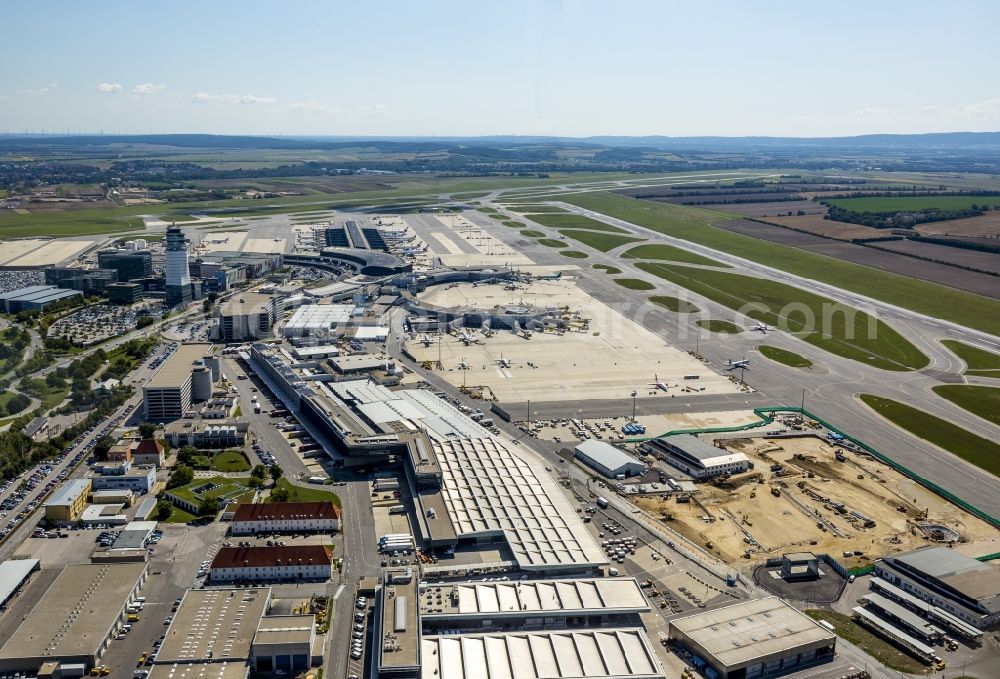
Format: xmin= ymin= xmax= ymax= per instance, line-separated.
xmin=636 ymin=262 xmax=929 ymax=371
xmin=859 ymin=394 xmax=1000 ymax=477
xmin=704 ymin=200 xmax=826 ymax=217
xmin=696 ymin=319 xmax=743 ymax=334
xmin=557 ymin=229 xmax=643 ymax=252
xmin=931 ymin=385 xmax=1000 ymax=426
xmin=758 ymin=345 xmax=813 ymax=368
xmin=648 ymin=295 xmax=699 ymax=313
xmin=561 ymin=192 xmax=1000 ymax=335
xmin=613 ymin=278 xmax=655 ymax=291
xmin=622 ymin=243 xmax=727 ymax=267
xmin=759 ymin=214 xmax=885 ymax=241
xmin=825 ymin=195 xmax=1000 ymax=212
xmin=867 ymin=239 xmax=1000 ymax=274
xmin=915 ymin=211 xmax=1000 ymax=237
xmin=941 ymin=339 xmax=1000 ymax=377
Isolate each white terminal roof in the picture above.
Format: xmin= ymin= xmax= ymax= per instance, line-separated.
xmin=669 ymin=597 xmax=835 ymax=670
xmin=420 ymin=629 xmax=664 ymax=679
xmin=421 ymin=577 xmax=649 ymax=618
xmin=435 ymin=436 xmax=608 ymax=570
xmin=284 ymin=304 xmax=354 ymax=331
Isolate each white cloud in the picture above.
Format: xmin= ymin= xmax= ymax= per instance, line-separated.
xmin=192 ymin=92 xmax=276 ymax=105
xmin=21 ymin=83 xmax=57 ymax=96
xmin=852 ymin=107 xmax=892 ymax=117
xmin=287 ymin=100 xmax=337 ymax=113
xmin=361 ymin=103 xmax=391 ymax=118
xmin=920 ymin=105 xmax=939 ymax=114
xmin=131 ymin=83 xmax=166 ymax=95
xmin=97 ymin=82 xmax=122 ymax=93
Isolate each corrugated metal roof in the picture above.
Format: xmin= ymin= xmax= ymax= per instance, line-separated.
xmin=574 ymin=440 xmax=643 ymax=472
xmin=0 ymin=559 xmax=38 ymax=604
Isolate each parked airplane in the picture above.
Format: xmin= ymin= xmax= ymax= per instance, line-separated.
xmin=648 ymin=374 xmax=670 ymax=392
xmin=751 ymin=323 xmax=770 ymax=333
xmin=458 ymin=330 xmax=474 ymax=345
xmin=458 ymin=359 xmax=470 ymax=370
xmin=496 ymin=356 xmax=512 ymax=369
xmin=726 ymin=358 xmax=751 ymax=370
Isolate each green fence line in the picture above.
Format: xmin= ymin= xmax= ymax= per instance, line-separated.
xmin=628 ymin=406 xmax=1000 ymax=531
xmin=848 ymin=565 xmax=875 ymax=577
xmin=976 ymin=551 xmax=1000 ymax=562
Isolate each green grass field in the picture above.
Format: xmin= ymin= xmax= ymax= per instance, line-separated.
xmin=621 ymin=243 xmax=728 ymax=267
xmin=164 ymin=505 xmax=198 ymax=524
xmin=637 ymin=263 xmax=929 ymax=371
xmin=268 ymin=478 xmax=341 ymax=507
xmin=759 ymin=345 xmax=813 ymax=368
xmin=557 ymin=229 xmax=643 ymax=252
xmin=697 ymin=319 xmax=744 ymax=334
xmin=825 ymin=195 xmax=1000 ymax=212
xmin=859 ymin=394 xmax=1000 ymax=477
xmin=501 ymin=220 xmax=526 ymax=228
xmin=527 ymin=213 xmax=628 ymax=233
xmin=561 ymin=192 xmax=1000 ymax=335
xmin=559 ymin=250 xmax=588 ymax=259
xmin=613 ymin=278 xmax=655 ymax=291
xmin=941 ymin=339 xmax=1000 ymax=377
xmin=211 ymin=450 xmax=251 ymax=472
xmin=805 ymin=610 xmax=930 ymax=675
xmin=509 ymin=206 xmax=568 ymax=213
xmin=537 ymin=238 xmax=568 ymax=248
xmin=931 ymin=385 xmax=1000 ymax=426
xmin=162 ymin=213 xmax=200 ymax=222
xmin=521 ymin=230 xmax=545 ymax=237
xmin=648 ymin=295 xmax=699 ymax=313
xmin=592 ymin=264 xmax=622 ymax=274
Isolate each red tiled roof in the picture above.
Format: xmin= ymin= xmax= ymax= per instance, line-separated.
xmin=134 ymin=439 xmax=164 ymax=455
xmin=231 ymin=501 xmax=340 ymax=522
xmin=210 ymin=545 xmax=332 ymax=569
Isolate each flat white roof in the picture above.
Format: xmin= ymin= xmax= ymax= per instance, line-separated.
xmin=420 ymin=629 xmax=664 ymax=679
xmin=284 ymin=304 xmax=353 ymax=331
xmin=435 ymin=437 xmax=608 ymax=570
xmin=575 ymin=440 xmax=643 ymax=472
xmin=0 ymin=559 xmax=38 ymax=604
xmin=44 ymin=478 xmax=91 ymax=508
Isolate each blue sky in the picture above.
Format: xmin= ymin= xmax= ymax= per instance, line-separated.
xmin=1 ymin=0 xmax=998 ymax=137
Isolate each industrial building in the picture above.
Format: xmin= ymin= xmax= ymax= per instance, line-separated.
xmin=218 ymin=292 xmax=285 ymax=341
xmin=0 ymin=285 xmax=82 ymax=313
xmin=648 ymin=434 xmax=752 ymax=479
xmin=97 ymin=248 xmax=153 ymax=281
xmin=43 ymin=478 xmax=92 ymax=524
xmin=781 ymin=552 xmax=820 ymax=581
xmin=250 ymin=614 xmax=319 ymax=674
xmin=0 ymin=562 xmax=148 ymax=673
xmin=165 ymin=225 xmax=193 ymax=306
xmin=143 ymin=343 xmax=217 ymax=422
xmin=668 ymin=597 xmax=836 ymax=679
xmin=230 ymin=502 xmax=341 ymax=535
xmin=0 ymin=559 xmax=39 ymax=609
xmin=874 ymin=546 xmax=1000 ymax=629
xmin=574 ymin=440 xmax=646 ymax=479
xmin=281 ymin=304 xmax=355 ymax=338
xmin=208 ymin=545 xmax=332 ymax=583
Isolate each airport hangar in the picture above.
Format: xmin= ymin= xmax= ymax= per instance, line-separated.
xmin=667 ymin=597 xmax=836 ymax=679
xmin=574 ymin=440 xmax=646 ymax=479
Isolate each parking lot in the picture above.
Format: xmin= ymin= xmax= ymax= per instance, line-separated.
xmin=47 ymin=303 xmax=164 ymax=346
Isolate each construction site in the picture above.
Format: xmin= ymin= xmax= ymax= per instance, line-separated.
xmin=632 ymin=434 xmax=1000 ymax=568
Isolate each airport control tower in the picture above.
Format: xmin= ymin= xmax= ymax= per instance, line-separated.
xmin=165 ymin=224 xmax=192 ymax=306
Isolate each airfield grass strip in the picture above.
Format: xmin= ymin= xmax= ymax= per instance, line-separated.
xmin=930 ymin=385 xmax=1000 ymax=426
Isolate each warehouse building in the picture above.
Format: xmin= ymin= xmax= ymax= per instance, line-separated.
xmin=375 ymin=569 xmax=420 ymax=679
xmin=0 ymin=562 xmax=148 ymax=673
xmin=648 ymin=434 xmax=752 ymax=479
xmin=43 ymin=478 xmax=92 ymax=524
xmin=281 ymin=304 xmax=354 ymax=338
xmin=0 ymin=285 xmax=82 ymax=313
xmin=667 ymin=596 xmax=836 ymax=679
xmin=250 ymin=614 xmax=320 ymax=674
xmin=208 ymin=545 xmax=332 ymax=583
xmin=874 ymin=546 xmax=1000 ymax=629
xmin=230 ymin=502 xmax=341 ymax=535
xmin=143 ymin=343 xmax=217 ymax=422
xmin=574 ymin=440 xmax=646 ymax=479
xmin=218 ymin=292 xmax=285 ymax=341
xmin=0 ymin=559 xmax=39 ymax=609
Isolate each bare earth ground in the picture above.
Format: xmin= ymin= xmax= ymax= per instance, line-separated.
xmin=760 ymin=214 xmax=885 ymax=241
xmin=868 ymin=239 xmax=1000 ymax=274
xmin=632 ymin=435 xmax=1000 ymax=568
xmin=915 ymin=212 xmax=1000 ymax=237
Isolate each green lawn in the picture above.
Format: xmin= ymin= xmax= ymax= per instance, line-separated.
xmin=942 ymin=339 xmax=1000 ymax=377
xmin=557 ymin=229 xmax=644 ymax=252
xmin=621 ymin=243 xmax=728 ymax=267
xmin=268 ymin=478 xmax=341 ymax=507
xmin=931 ymin=385 xmax=1000 ymax=426
xmin=697 ymin=319 xmax=744 ymax=334
xmin=537 ymin=238 xmax=568 ymax=248
xmin=859 ymin=394 xmax=1000 ymax=477
xmin=636 ymin=262 xmax=929 ymax=371
xmin=212 ymin=450 xmax=251 ymax=472
xmin=501 ymin=220 xmax=526 ymax=228
xmin=168 ymin=476 xmax=253 ymax=505
xmin=825 ymin=195 xmax=1000 ymax=212
xmin=561 ymin=192 xmax=1000 ymax=335
xmin=805 ymin=610 xmax=930 ymax=675
xmin=592 ymin=264 xmax=622 ymax=275
xmin=559 ymin=250 xmax=588 ymax=259
xmin=163 ymin=505 xmax=198 ymax=524
xmin=0 ymin=211 xmax=146 ymax=238
xmin=613 ymin=278 xmax=655 ymax=291
xmin=162 ymin=213 xmax=199 ymax=222
xmin=759 ymin=345 xmax=813 ymax=368
xmin=648 ymin=295 xmax=699 ymax=313
xmin=521 ymin=230 xmax=545 ymax=237
xmin=527 ymin=213 xmax=628 ymax=233
xmin=509 ymin=206 xmax=568 ymax=213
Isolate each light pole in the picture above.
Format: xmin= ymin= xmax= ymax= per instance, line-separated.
xmin=631 ymin=391 xmax=637 ymax=422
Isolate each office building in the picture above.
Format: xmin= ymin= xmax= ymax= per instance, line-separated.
xmin=164 ymin=418 xmax=248 ymax=449
xmin=230 ymin=502 xmax=341 ymax=535
xmin=44 ymin=267 xmax=117 ymax=296
xmin=43 ymin=478 xmax=92 ymax=524
xmin=107 ymin=281 xmax=143 ymax=305
xmin=208 ymin=546 xmax=332 ymax=583
xmin=667 ymin=597 xmax=836 ymax=679
xmin=90 ymin=460 xmax=157 ymax=494
xmin=165 ymin=225 xmax=192 ymax=306
xmin=97 ymin=249 xmax=153 ymax=281
xmin=143 ymin=343 xmax=216 ymax=422
xmin=574 ymin=440 xmax=646 ymax=478
xmin=218 ymin=292 xmax=284 ymax=341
